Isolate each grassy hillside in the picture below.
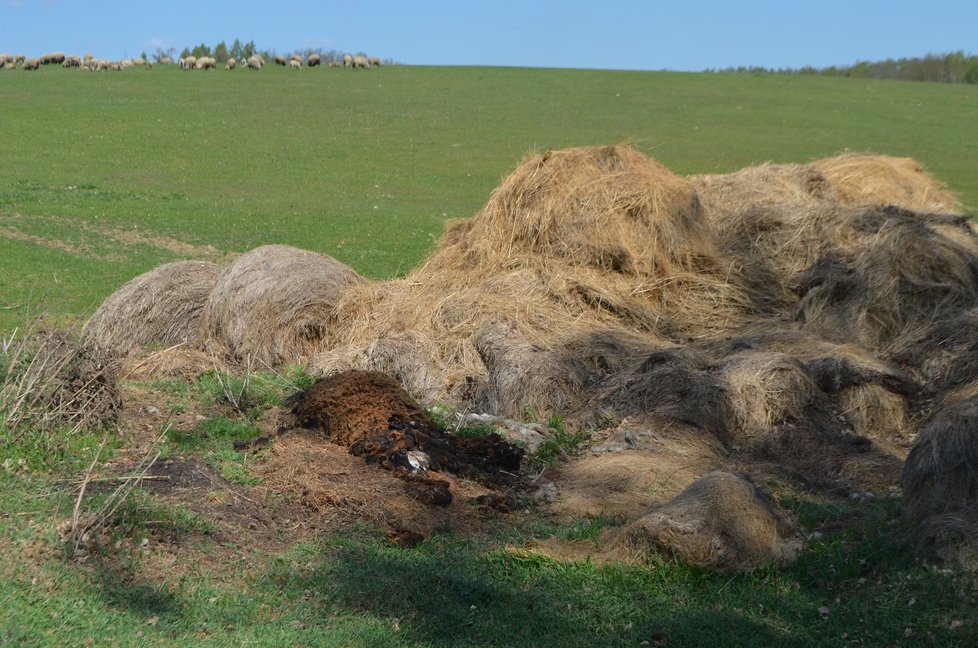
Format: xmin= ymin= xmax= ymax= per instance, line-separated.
xmin=1 ymin=64 xmax=976 ymax=331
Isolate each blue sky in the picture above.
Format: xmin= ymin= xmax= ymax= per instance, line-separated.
xmin=1 ymin=0 xmax=975 ymax=71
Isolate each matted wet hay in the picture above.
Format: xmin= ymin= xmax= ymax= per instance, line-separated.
xmin=901 ymin=389 xmax=978 ymax=561
xmin=199 ymin=244 xmax=366 ymax=367
xmin=83 ymin=260 xmax=223 ymax=358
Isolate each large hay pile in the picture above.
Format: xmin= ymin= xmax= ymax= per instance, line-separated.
xmin=316 ymin=145 xmax=756 ymax=412
xmin=88 ymin=143 xmax=978 ymax=568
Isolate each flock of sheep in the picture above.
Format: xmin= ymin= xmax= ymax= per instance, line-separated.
xmin=0 ymin=51 xmax=383 ymax=72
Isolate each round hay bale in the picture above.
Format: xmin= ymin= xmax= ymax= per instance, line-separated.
xmin=473 ymin=319 xmax=578 ymax=421
xmin=83 ymin=261 xmax=223 ymax=358
xmin=614 ymin=471 xmax=801 ymax=570
xmin=812 ymin=152 xmax=961 ymax=213
xmin=199 ymin=245 xmax=366 ymax=367
xmin=362 ymin=331 xmax=446 ymax=406
xmin=721 ymin=351 xmax=815 ymax=438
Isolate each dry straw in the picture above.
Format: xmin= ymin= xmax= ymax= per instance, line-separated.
xmin=318 ymin=145 xmax=758 ymax=414
xmin=812 ymin=152 xmax=961 ymax=213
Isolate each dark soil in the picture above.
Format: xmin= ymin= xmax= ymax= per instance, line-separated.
xmin=288 ymin=370 xmax=525 ymax=499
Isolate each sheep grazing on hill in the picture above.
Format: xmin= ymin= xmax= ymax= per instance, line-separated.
xmin=196 ymin=56 xmax=216 ymax=70
xmin=0 ymin=53 xmax=13 ymax=66
xmin=289 ymin=59 xmax=301 ymax=70
xmin=290 ymin=54 xmax=302 ymax=63
xmin=352 ymin=55 xmax=370 ymax=69
xmin=367 ymin=56 xmax=382 ymax=67
xmin=181 ymin=56 xmax=197 ymax=70
xmin=62 ymin=55 xmax=81 ymax=68
xmin=246 ymin=55 xmax=263 ymax=70
xmin=307 ymin=53 xmax=321 ymax=67
xmin=343 ymin=53 xmax=353 ymax=68
xmin=226 ymin=57 xmax=236 ymax=71
xmin=39 ymin=51 xmax=65 ymax=65
xmin=22 ymin=57 xmax=39 ymax=71
xmin=274 ymin=54 xmax=287 ymax=66
xmin=132 ymin=57 xmax=146 ymax=66
xmin=160 ymin=56 xmax=173 ymax=65
xmin=120 ymin=59 xmax=134 ymax=69
xmin=327 ymin=61 xmax=342 ymax=68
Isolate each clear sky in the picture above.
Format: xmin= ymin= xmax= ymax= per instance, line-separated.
xmin=1 ymin=0 xmax=975 ymax=71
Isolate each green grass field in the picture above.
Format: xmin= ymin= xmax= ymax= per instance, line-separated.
xmin=1 ymin=64 xmax=976 ymax=331
xmin=2 ymin=65 xmax=978 ymax=646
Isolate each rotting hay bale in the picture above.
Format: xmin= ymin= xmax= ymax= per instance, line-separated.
xmin=721 ymin=351 xmax=815 ymax=439
xmin=888 ymin=307 xmax=978 ymax=400
xmin=401 ymin=145 xmax=755 ymax=336
xmin=902 ymin=393 xmax=978 ymax=561
xmin=306 ymin=331 xmax=447 ymax=406
xmin=812 ymin=152 xmax=961 ymax=213
xmin=902 ymin=394 xmax=978 ymax=525
xmin=697 ymin=201 xmax=869 ymax=312
xmin=83 ymin=261 xmax=223 ymax=358
xmin=443 ymin=144 xmax=716 ymax=277
xmin=600 ymin=346 xmax=732 ymax=442
xmin=473 ymin=319 xmax=579 ymax=421
xmin=837 ymin=383 xmax=911 ymax=448
xmin=199 ymin=245 xmax=365 ymax=367
xmin=795 ymin=208 xmax=978 ymax=350
xmin=613 ymin=471 xmax=801 ymax=570
xmin=363 ymin=331 xmax=446 ymax=406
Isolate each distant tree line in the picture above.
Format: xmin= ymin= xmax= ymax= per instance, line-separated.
xmin=148 ymin=39 xmax=393 ymax=66
xmin=707 ymin=51 xmax=978 ymax=84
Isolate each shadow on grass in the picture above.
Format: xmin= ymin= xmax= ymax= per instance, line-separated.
xmin=261 ymin=535 xmax=797 ymax=647
xmin=88 ymin=552 xmax=182 ymax=622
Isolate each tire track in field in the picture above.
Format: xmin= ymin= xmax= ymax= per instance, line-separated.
xmin=0 ymin=213 xmax=232 ymax=262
